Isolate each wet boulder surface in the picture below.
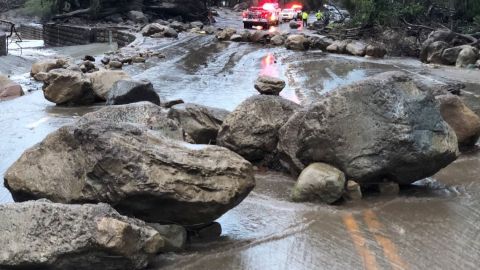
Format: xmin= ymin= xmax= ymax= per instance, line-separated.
xmin=80 ymin=102 xmax=184 ymax=141
xmin=5 ymin=121 xmax=255 ymax=226
xmin=167 ymin=103 xmax=229 ymax=144
xmin=0 ymin=201 xmax=163 ymax=270
xmin=106 ymin=79 xmax=161 ymax=106
xmin=88 ymin=70 xmax=131 ymax=100
xmin=217 ymin=95 xmax=300 ymax=168
xmin=43 ymin=69 xmax=96 ymax=106
xmin=278 ymin=71 xmax=459 ymax=185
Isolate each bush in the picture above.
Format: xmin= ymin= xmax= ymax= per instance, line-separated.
xmin=22 ymin=0 xmax=55 ymax=20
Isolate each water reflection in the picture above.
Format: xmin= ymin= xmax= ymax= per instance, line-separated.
xmin=260 ymin=53 xmax=278 ymax=77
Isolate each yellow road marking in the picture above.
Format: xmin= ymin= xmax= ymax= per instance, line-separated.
xmin=342 ymin=213 xmax=379 ymax=270
xmin=364 ymin=210 xmax=408 ymax=270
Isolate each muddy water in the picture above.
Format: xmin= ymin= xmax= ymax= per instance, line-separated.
xmin=1 ymin=31 xmax=480 ymax=269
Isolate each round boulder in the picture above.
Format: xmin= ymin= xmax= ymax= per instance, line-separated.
xmin=43 ymin=69 xmax=95 ymax=106
xmin=217 ymin=95 xmax=300 ymax=167
xmin=254 ymin=75 xmax=286 ymax=95
xmin=346 ymin=41 xmax=367 ymax=56
xmin=285 ymin=35 xmax=310 ymax=51
xmin=291 ymin=163 xmax=346 ymax=204
xmin=456 ymin=46 xmax=479 ymax=68
xmin=106 ymin=79 xmax=161 ymax=106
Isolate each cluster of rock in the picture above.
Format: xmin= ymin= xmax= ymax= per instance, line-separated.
xmin=216 ymin=71 xmax=468 ymax=204
xmin=214 ymin=27 xmax=387 ymax=58
xmin=141 ymin=20 xmax=215 ymax=38
xmin=4 ymin=100 xmax=256 ymax=267
xmin=421 ymin=30 xmax=480 ymax=68
xmin=30 ymin=57 xmax=162 ymax=106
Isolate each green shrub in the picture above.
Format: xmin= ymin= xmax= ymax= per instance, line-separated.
xmin=22 ymin=0 xmax=55 ymax=19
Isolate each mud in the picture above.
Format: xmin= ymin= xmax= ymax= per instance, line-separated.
xmin=1 ymin=9 xmax=480 ymax=269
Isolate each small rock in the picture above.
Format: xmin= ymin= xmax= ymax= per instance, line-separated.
xmin=456 ymin=46 xmax=478 ymax=68
xmin=107 ymin=79 xmax=161 ymax=106
xmin=378 ymin=182 xmax=400 ymax=196
xmin=344 ymin=180 xmax=362 ymax=200
xmin=203 ymin=26 xmax=216 ymax=34
xmin=291 ymin=163 xmax=346 ymax=204
xmin=254 ymin=75 xmax=286 ymax=95
xmin=0 ymin=75 xmax=24 ymax=100
xmin=230 ymin=34 xmax=243 ymax=42
xmin=190 ymin=21 xmax=204 ymax=29
xmin=289 ymin=20 xmax=300 ymax=29
xmin=109 ymin=60 xmax=123 ymax=69
xmin=83 ymin=55 xmax=95 ymax=62
xmin=101 ymin=56 xmax=111 ymax=65
xmin=132 ymin=56 xmax=146 ymax=63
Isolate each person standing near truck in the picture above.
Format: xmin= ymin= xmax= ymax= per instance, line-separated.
xmin=302 ymin=11 xmax=309 ymax=27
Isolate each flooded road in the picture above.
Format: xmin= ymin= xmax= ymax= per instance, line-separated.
xmin=1 ymin=12 xmax=480 ymax=269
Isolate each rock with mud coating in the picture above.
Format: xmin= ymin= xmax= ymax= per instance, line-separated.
xmin=291 ymin=163 xmax=345 ymax=204
xmin=216 ymin=28 xmax=236 ymax=41
xmin=80 ymin=102 xmax=184 ymax=141
xmin=285 ymin=35 xmax=310 ymax=51
xmin=5 ymin=121 xmax=255 ymax=225
xmin=346 ymin=41 xmax=367 ymax=56
xmin=167 ymin=103 xmax=229 ymax=144
xmin=422 ymin=41 xmax=449 ymax=64
xmin=326 ymin=40 xmax=349 ymax=54
xmin=142 ymin=23 xmax=178 ymax=38
xmin=0 ymin=75 xmax=23 ymax=100
xmin=106 ymin=79 xmax=161 ymax=106
xmin=43 ymin=69 xmax=96 ymax=106
xmin=0 ymin=200 xmax=163 ymax=270
xmin=217 ymin=95 xmax=300 ymax=168
xmin=31 ymin=58 xmax=68 ymax=78
xmin=437 ymin=95 xmax=480 ymax=147
xmin=254 ymin=75 xmax=286 ymax=95
xmin=289 ymin=20 xmax=300 ymax=29
xmin=456 ymin=46 xmax=479 ymax=68
xmin=366 ymin=43 xmax=387 ymax=58
xmin=88 ymin=70 xmax=131 ymax=100
xmin=270 ymin=34 xmax=285 ymax=46
xmin=278 ymin=71 xmax=459 ymax=184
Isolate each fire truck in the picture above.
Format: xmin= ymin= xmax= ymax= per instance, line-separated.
xmin=242 ymin=2 xmax=281 ymax=29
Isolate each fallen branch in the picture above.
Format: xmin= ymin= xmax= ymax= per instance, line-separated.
xmin=53 ymin=8 xmax=91 ymax=19
xmin=403 ymin=19 xmax=478 ymax=47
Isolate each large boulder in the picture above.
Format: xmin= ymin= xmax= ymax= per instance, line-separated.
xmin=43 ymin=69 xmax=96 ymax=106
xmin=441 ymin=45 xmax=469 ymax=65
xmin=106 ymin=79 xmax=161 ymax=106
xmin=254 ymin=75 xmax=286 ymax=95
xmin=278 ymin=71 xmax=459 ymax=184
xmin=420 ymin=30 xmax=455 ymax=63
xmin=270 ymin=34 xmax=285 ymax=46
xmin=250 ymin=30 xmax=269 ymax=43
xmin=326 ymin=40 xmax=349 ymax=54
xmin=79 ymin=102 xmax=184 ymax=141
xmin=309 ymin=36 xmax=334 ymax=50
xmin=0 ymin=75 xmax=23 ymax=100
xmin=5 ymin=121 xmax=255 ymax=225
xmin=366 ymin=43 xmax=387 ymax=58
xmin=217 ymin=95 xmax=300 ymax=167
xmin=285 ymin=34 xmax=310 ymax=51
xmin=31 ymin=58 xmax=68 ymax=78
xmin=423 ymin=41 xmax=449 ymax=64
xmin=88 ymin=70 xmax=131 ymax=100
xmin=437 ymin=95 xmax=480 ymax=147
xmin=456 ymin=46 xmax=479 ymax=68
xmin=0 ymin=201 xmax=163 ymax=270
xmin=167 ymin=103 xmax=229 ymax=144
xmin=291 ymin=163 xmax=346 ymax=204
xmin=346 ymin=41 xmax=367 ymax=56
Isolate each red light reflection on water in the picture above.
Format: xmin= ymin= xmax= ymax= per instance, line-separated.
xmin=260 ymin=53 xmax=278 ymax=77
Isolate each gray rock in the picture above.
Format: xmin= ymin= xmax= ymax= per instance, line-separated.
xmin=168 ymin=103 xmax=229 ymax=144
xmin=278 ymin=71 xmax=459 ymax=184
xmin=147 ymin=224 xmax=187 ymax=251
xmin=378 ymin=182 xmax=400 ymax=196
xmin=106 ymin=79 xmax=161 ymax=106
xmin=249 ymin=30 xmax=269 ymax=43
xmin=109 ymin=60 xmax=124 ymax=69
xmin=169 ymin=21 xmax=187 ymax=32
xmin=291 ymin=163 xmax=346 ymax=204
xmin=309 ymin=36 xmax=334 ymax=50
xmin=142 ymin=23 xmax=178 ymax=38
xmin=254 ymin=75 xmax=286 ymax=95
xmin=441 ymin=45 xmax=469 ymax=65
xmin=270 ymin=34 xmax=285 ymax=46
xmin=344 ymin=180 xmax=362 ymax=200
xmin=285 ymin=35 xmax=310 ymax=51
xmin=128 ymin=11 xmax=148 ymax=24
xmin=289 ymin=20 xmax=300 ymax=29
xmin=216 ymin=28 xmax=236 ymax=41
xmin=365 ymin=43 xmax=387 ymax=58
xmin=80 ymin=102 xmax=184 ymax=141
xmin=217 ymin=95 xmax=300 ymax=167
xmin=456 ymin=46 xmax=479 ymax=68
xmin=437 ymin=95 xmax=480 ymax=147
xmin=0 ymin=201 xmax=163 ymax=270
xmin=5 ymin=121 xmax=255 ymax=226
xmin=43 ymin=69 xmax=95 ymax=106
xmin=188 ymin=222 xmax=222 ymax=242
xmin=420 ymin=30 xmax=455 ymax=62
xmin=190 ymin=21 xmax=204 ymax=29
xmin=326 ymin=40 xmax=349 ymax=54
xmin=422 ymin=41 xmax=450 ymax=64
xmin=346 ymin=41 xmax=367 ymax=56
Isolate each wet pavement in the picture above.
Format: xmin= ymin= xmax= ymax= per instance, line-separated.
xmin=1 ymin=9 xmax=480 ymax=270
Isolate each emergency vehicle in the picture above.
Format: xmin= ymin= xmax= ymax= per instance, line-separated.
xmin=242 ymin=2 xmax=281 ymax=29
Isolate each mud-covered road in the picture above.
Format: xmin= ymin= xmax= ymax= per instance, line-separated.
xmin=1 ymin=9 xmax=480 ymax=270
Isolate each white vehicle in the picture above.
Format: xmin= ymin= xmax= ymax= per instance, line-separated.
xmin=280 ymin=9 xmax=296 ymax=21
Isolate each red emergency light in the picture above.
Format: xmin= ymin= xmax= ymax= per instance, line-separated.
xmin=290 ymin=4 xmax=303 ymax=10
